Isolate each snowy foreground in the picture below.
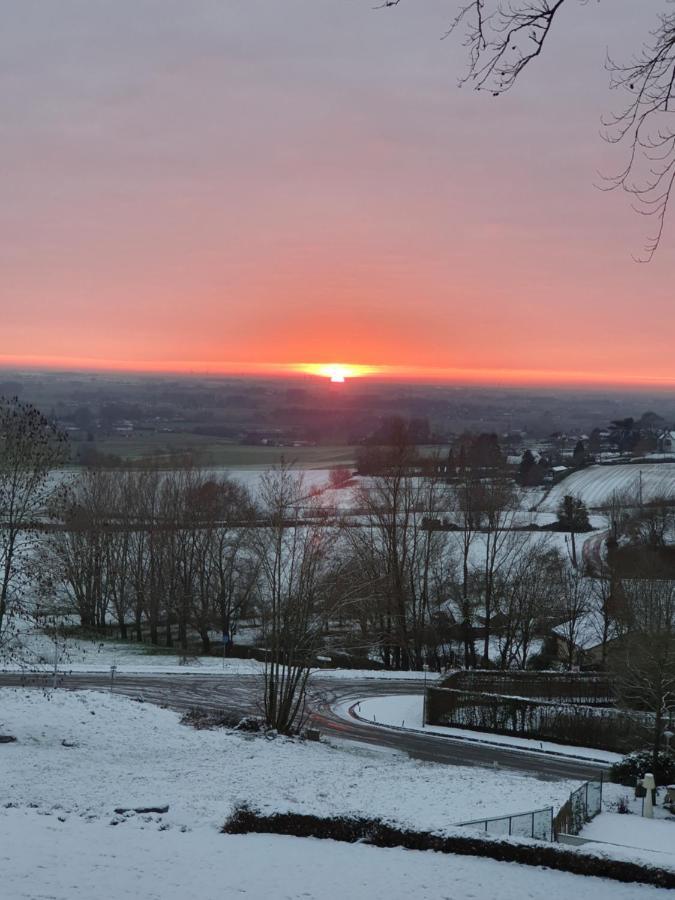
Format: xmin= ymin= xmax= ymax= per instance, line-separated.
xmin=1 ymin=811 xmax=669 ymax=900
xmin=582 ymin=784 xmax=675 ymax=868
xmin=0 ymin=689 xmax=671 ymax=899
xmin=1 ymin=689 xmax=574 ymax=831
xmin=349 ymin=696 xmax=675 ymax=869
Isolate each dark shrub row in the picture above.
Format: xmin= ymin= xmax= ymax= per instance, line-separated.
xmin=222 ymin=806 xmax=675 ymax=889
xmin=440 ymin=671 xmax=615 ymax=706
xmin=610 ymin=749 xmax=675 ymax=786
xmin=426 ymin=687 xmax=648 ymax=753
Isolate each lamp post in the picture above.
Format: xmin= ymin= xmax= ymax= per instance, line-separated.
xmin=642 ymin=773 xmax=656 ymax=818
xmin=422 ymin=663 xmax=429 ymax=726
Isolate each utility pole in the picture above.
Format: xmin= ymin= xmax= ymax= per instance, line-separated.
xmin=422 ymin=663 xmax=429 ymax=725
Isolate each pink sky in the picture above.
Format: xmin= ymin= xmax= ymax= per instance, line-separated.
xmin=2 ymin=1 xmax=674 ymax=387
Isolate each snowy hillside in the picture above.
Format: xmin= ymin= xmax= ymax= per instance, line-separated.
xmin=539 ymin=464 xmax=675 ymax=511
xmin=0 ymin=689 xmax=670 ymax=899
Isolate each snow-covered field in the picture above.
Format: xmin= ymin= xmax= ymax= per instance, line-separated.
xmin=348 ymin=694 xmax=621 ymax=765
xmin=452 ymin=528 xmax=596 ymax=574
xmin=7 ymin=615 xmax=448 ymax=686
xmin=0 ymin=688 xmax=667 ymax=900
xmin=4 ymin=622 xmax=432 ymax=678
xmin=539 ymin=464 xmax=675 ymax=511
xmin=3 ymin=810 xmax=668 ymax=900
xmin=0 ymin=689 xmax=670 ymax=898
xmin=0 ymin=689 xmax=577 ymax=830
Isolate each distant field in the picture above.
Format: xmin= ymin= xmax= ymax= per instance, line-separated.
xmin=85 ymin=434 xmax=356 ymax=469
xmin=540 ymin=463 xmax=675 ymax=511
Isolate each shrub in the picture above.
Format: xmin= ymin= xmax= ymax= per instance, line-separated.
xmin=180 ymin=707 xmax=265 ymax=732
xmin=609 ymin=749 xmax=675 ymax=787
xmin=614 ymin=795 xmax=632 ymax=815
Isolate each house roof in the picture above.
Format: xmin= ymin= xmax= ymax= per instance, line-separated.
xmin=552 ymin=613 xmax=618 ymax=651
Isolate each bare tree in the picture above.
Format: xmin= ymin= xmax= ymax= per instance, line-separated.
xmin=450 ymin=468 xmax=483 ymax=667
xmin=186 ymin=475 xmax=256 ymax=654
xmin=629 ymin=496 xmax=674 ymax=548
xmin=588 ymin=562 xmax=618 ymax=669
xmin=613 ymin=575 xmax=675 ymax=771
xmin=475 ymin=476 xmax=526 ymax=664
xmin=41 ymin=469 xmax=116 ymax=631
xmin=346 ymin=442 xmax=451 ymax=669
xmin=606 ymin=487 xmax=638 ymax=543
xmin=0 ymin=397 xmax=67 ymax=660
xmin=553 ymin=557 xmax=592 ymax=668
xmin=384 ymin=2 xmax=675 ymax=258
xmin=256 ymin=466 xmax=336 ymax=733
xmin=493 ymin=537 xmax=557 ymax=668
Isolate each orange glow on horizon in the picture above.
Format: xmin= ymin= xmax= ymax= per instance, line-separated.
xmin=4 ymin=353 xmax=675 ymax=391
xmin=296 ymin=363 xmax=379 ymax=382
xmin=6 ymin=3 xmax=675 ymax=406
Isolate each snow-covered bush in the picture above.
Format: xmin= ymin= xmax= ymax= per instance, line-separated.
xmin=609 ymin=749 xmax=675 ymax=787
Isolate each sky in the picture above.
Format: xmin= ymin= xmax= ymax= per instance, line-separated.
xmin=2 ymin=0 xmax=674 ymax=387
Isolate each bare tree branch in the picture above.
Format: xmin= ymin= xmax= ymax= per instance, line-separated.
xmin=384 ymin=2 xmax=675 ymax=258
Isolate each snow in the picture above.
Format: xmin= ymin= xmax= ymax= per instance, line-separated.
xmin=1 ymin=688 xmax=670 ymax=897
xmin=449 ymin=529 xmax=595 ymax=576
xmin=539 ymin=464 xmax=675 ymax=511
xmin=579 ymin=783 xmax=675 ymax=867
xmin=0 ymin=688 xmax=576 ymax=832
xmin=552 ymin=612 xmax=617 ymax=651
xmin=2 ymin=625 xmax=432 ymax=678
xmin=1 ymin=810 xmax=668 ymax=900
xmin=346 ymin=694 xmax=621 ymax=765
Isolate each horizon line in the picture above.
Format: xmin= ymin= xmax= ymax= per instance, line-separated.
xmin=2 ymin=354 xmax=675 ymax=392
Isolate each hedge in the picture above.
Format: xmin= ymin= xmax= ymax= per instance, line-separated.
xmin=222 ymin=807 xmax=675 ymax=889
xmin=426 ymin=686 xmax=649 ymax=753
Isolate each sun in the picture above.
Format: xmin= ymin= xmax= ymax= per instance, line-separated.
xmin=297 ymin=363 xmax=377 ymax=382
xmin=326 ymin=365 xmax=348 ymax=383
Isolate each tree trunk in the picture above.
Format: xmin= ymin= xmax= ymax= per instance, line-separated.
xmin=653 ymin=708 xmax=664 ymax=775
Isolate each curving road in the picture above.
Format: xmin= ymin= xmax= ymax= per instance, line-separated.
xmin=0 ymin=671 xmax=606 ymax=781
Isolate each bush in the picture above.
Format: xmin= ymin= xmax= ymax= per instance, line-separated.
xmin=180 ymin=707 xmax=265 ymax=732
xmin=610 ymin=749 xmax=675 ymax=787
xmin=614 ymin=795 xmax=632 ymax=814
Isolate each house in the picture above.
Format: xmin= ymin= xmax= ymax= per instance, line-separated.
xmin=657 ymin=430 xmax=675 ymax=454
xmin=551 ymin=612 xmax=620 ymax=667
xmin=542 ymin=464 xmax=569 ymax=485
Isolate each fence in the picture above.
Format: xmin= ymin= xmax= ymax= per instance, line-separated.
xmin=456 ymin=807 xmax=554 ymax=842
xmin=456 ymin=777 xmax=603 ymax=844
xmin=553 ymin=777 xmax=603 ymax=839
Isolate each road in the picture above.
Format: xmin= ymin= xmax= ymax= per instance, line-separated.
xmin=0 ymin=671 xmax=606 ymax=781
